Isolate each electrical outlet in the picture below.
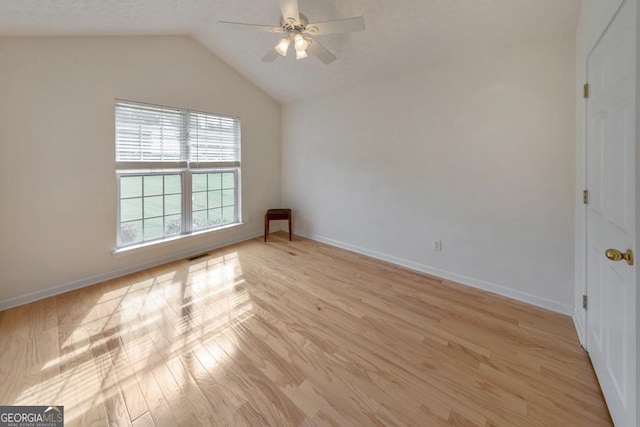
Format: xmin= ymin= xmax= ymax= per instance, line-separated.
xmin=433 ymin=240 xmax=442 ymax=251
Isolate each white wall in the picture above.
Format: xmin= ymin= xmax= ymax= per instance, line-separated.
xmin=573 ymin=0 xmax=624 ymax=344
xmin=282 ymin=37 xmax=576 ymax=313
xmin=0 ymin=36 xmax=281 ymax=309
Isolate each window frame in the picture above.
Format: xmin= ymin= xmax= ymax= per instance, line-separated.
xmin=115 ymin=100 xmax=241 ymax=250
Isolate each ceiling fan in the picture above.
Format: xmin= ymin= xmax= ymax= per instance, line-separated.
xmin=219 ymin=0 xmax=365 ymax=64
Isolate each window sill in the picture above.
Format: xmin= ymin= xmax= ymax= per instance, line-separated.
xmin=112 ymin=222 xmax=244 ymax=258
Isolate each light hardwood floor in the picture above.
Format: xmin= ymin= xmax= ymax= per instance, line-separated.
xmin=0 ymin=232 xmax=611 ymax=426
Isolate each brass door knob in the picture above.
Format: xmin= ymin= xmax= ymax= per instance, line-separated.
xmin=605 ymin=248 xmax=634 ymax=266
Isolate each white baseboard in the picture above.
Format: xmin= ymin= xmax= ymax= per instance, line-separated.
xmin=0 ymin=231 xmax=262 ymax=312
xmin=268 ymin=221 xmax=288 ymax=233
xmin=573 ymin=307 xmax=586 ymax=348
xmin=297 ymin=231 xmax=574 ymax=316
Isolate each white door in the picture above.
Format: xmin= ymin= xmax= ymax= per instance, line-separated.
xmin=586 ymin=0 xmax=637 ymax=425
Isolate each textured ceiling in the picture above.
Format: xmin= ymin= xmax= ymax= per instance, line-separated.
xmin=0 ymin=0 xmax=581 ymax=103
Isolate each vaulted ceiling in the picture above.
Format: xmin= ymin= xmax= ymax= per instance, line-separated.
xmin=0 ymin=0 xmax=581 ymax=103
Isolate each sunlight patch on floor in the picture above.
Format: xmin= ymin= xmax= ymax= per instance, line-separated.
xmin=24 ymin=250 xmax=255 ymax=424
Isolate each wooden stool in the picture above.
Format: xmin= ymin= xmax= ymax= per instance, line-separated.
xmin=264 ymin=208 xmax=292 ymax=242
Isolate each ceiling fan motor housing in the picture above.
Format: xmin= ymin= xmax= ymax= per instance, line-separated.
xmin=281 ymin=13 xmax=309 ymax=34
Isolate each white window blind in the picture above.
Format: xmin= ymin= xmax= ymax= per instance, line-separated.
xmin=188 ymin=112 xmax=241 ymax=166
xmin=116 ymin=100 xmax=241 ymax=168
xmin=116 ymin=102 xmax=186 ymax=164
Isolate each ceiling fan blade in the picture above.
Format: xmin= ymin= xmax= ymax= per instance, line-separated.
xmin=279 ymin=0 xmax=300 ymax=23
xmin=262 ymin=48 xmax=280 ymax=62
xmin=218 ymin=21 xmax=283 ymax=33
xmin=305 ymin=37 xmax=337 ymax=65
xmin=304 ymin=17 xmax=365 ymax=36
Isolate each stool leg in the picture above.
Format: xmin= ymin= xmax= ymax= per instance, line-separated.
xmin=264 ymin=215 xmax=268 ymax=242
xmin=288 ymin=215 xmax=292 ymax=241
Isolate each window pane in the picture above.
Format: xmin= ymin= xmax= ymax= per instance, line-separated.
xmin=121 ymin=198 xmax=142 ymax=222
xmin=222 ymin=172 xmax=235 ymax=189
xmin=120 ymin=220 xmax=142 ymax=245
xmin=121 ymin=176 xmax=142 ymax=198
xmin=164 ymin=175 xmax=181 ymax=194
xmin=208 ymin=173 xmax=222 ymax=190
xmin=165 ymin=194 xmax=181 ymax=215
xmin=119 ymin=173 xmax=185 ymax=247
xmin=193 ymin=192 xmax=207 ymax=211
xmin=208 ymin=190 xmax=222 ymax=209
xmin=208 ymin=208 xmax=222 ymax=226
xmin=222 ymin=207 xmax=235 ymax=224
xmin=192 ymin=174 xmax=207 ymax=192
xmin=144 ymin=217 xmax=164 ymax=241
xmin=144 ymin=196 xmax=163 ymax=218
xmin=193 ymin=210 xmax=208 ymax=231
xmin=165 ymin=214 xmax=182 ymax=236
xmin=222 ymin=189 xmax=234 ymax=207
xmin=144 ymin=175 xmax=163 ymax=196
xmin=189 ymin=169 xmax=238 ymax=232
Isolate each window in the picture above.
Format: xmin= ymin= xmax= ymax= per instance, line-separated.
xmin=116 ymin=100 xmax=240 ymax=248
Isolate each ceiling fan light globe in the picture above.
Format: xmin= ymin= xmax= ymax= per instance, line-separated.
xmin=275 ymin=37 xmax=291 ymax=56
xmin=294 ymin=33 xmax=309 ymax=51
xmin=296 ymin=49 xmax=308 ymax=60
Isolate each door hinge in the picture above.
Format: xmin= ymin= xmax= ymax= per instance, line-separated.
xmin=583 ymin=83 xmax=589 ymax=99
xmin=583 ymin=295 xmax=588 ymax=310
xmin=583 ymin=189 xmax=589 ymax=204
